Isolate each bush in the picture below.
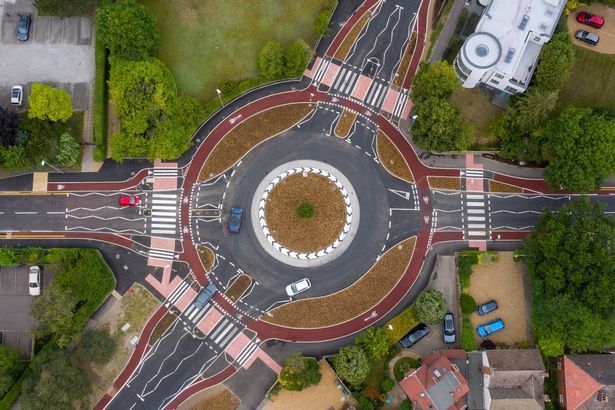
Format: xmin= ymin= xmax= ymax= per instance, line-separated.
xmin=414 ymin=289 xmax=447 ymax=324
xmin=354 ymin=393 xmax=377 ymax=410
xmin=460 ymin=293 xmax=477 ymax=314
xmin=0 ymin=247 xmax=18 ymax=266
xmin=78 ymin=327 xmax=117 ymax=365
xmin=313 ymin=8 xmax=333 ymax=37
xmin=284 ymin=39 xmax=311 ymax=78
xmin=457 ymin=255 xmax=475 ymax=289
xmin=55 ymin=132 xmax=81 ymax=166
xmin=28 ymin=84 xmax=73 ymax=123
xmin=380 ymin=376 xmax=395 ymax=393
xmin=257 ymin=40 xmax=285 ymax=80
xmin=384 ymin=305 xmax=420 ymax=344
xmin=296 ymin=202 xmax=315 ymax=219
xmin=94 ymin=145 xmax=106 ymax=162
xmin=93 ymin=35 xmax=108 ymax=153
xmin=394 ymin=357 xmax=421 ymax=381
xmin=399 ymin=399 xmax=412 ymax=410
xmin=278 ymin=354 xmax=322 ymax=391
xmin=480 ymin=339 xmax=496 ymax=350
xmin=460 ymin=318 xmax=477 ymax=351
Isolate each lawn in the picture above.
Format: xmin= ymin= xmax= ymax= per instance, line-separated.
xmin=140 ymin=0 xmax=332 ymax=103
xmin=449 ymin=87 xmax=502 ymax=147
xmin=558 ymin=46 xmax=615 ymax=111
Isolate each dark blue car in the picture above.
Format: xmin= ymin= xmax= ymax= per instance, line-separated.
xmin=228 ymin=207 xmax=243 ymax=233
xmin=477 ymin=299 xmax=498 ymax=316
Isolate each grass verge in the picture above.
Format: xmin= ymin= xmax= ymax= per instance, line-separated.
xmin=428 ymin=176 xmax=461 ymax=190
xmin=197 ymin=245 xmax=216 ymax=273
xmin=449 ymin=88 xmax=502 ymax=147
xmin=198 ymin=103 xmax=314 ymax=181
xmin=334 ymin=109 xmax=357 ymax=138
xmin=393 ymin=33 xmax=417 ymax=88
xmin=148 ymin=312 xmax=177 ymax=346
xmin=263 ymin=237 xmax=416 ymax=328
xmin=189 ymin=387 xmax=241 ymax=410
xmin=119 ymin=284 xmax=160 ymax=331
xmin=333 ymin=12 xmax=371 ymax=61
xmin=225 ymin=274 xmax=252 ymax=302
xmin=460 ymin=316 xmax=477 ymax=351
xmin=376 ymin=130 xmax=415 ymax=183
xmin=489 ymin=180 xmax=523 ymax=193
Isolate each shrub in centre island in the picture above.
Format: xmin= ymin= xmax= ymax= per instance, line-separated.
xmin=296 ymin=202 xmax=315 ymax=219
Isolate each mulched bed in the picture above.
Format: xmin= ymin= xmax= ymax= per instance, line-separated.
xmin=148 ymin=311 xmax=177 ymax=346
xmin=224 ymin=274 xmax=252 ymax=302
xmin=198 ymin=103 xmax=314 ymax=181
xmin=428 ymin=176 xmax=461 ymax=190
xmin=334 ymin=12 xmax=371 ymax=61
xmin=190 ymin=387 xmax=240 ymax=410
xmin=334 ymin=109 xmax=357 ymax=138
xmin=265 ymin=173 xmax=346 ymax=253
xmin=263 ymin=237 xmax=416 ymax=328
xmin=489 ymin=180 xmax=523 ymax=194
xmin=376 ymin=130 xmax=415 ymax=183
xmin=197 ymin=245 xmax=216 ymax=272
xmin=393 ymin=33 xmax=417 ymax=88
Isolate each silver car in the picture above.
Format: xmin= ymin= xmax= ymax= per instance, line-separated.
xmin=442 ymin=312 xmax=456 ymax=344
xmin=575 ymin=30 xmax=599 ymax=46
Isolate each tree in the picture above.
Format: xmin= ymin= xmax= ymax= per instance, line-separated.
xmin=412 ymin=97 xmax=469 ymax=152
xmin=258 ymin=40 xmax=285 ymax=80
xmin=28 ymin=84 xmax=73 ymax=122
xmin=95 ymin=0 xmax=159 ymax=61
xmin=55 ymin=132 xmax=81 ymax=166
xmin=34 ymin=0 xmax=93 ymax=17
xmin=542 ymin=107 xmax=615 ymax=191
xmin=410 ymin=61 xmax=459 ymax=102
xmin=22 ymin=350 xmax=90 ymax=410
xmin=355 ymin=327 xmax=389 ymax=362
xmin=414 ymin=289 xmax=447 ymax=324
xmin=0 ymin=107 xmax=20 ymax=146
xmin=278 ymin=353 xmax=322 ymax=391
xmin=0 ymin=345 xmax=23 ymax=397
xmin=31 ymin=285 xmax=77 ymax=343
xmin=460 ymin=293 xmax=477 ymax=314
xmin=78 ymin=327 xmax=117 ymax=365
xmin=284 ymin=39 xmax=311 ymax=78
xmin=511 ymin=88 xmax=559 ymax=133
xmin=333 ymin=345 xmax=370 ymax=388
xmin=535 ymin=33 xmax=576 ymax=92
xmin=313 ymin=8 xmax=332 ymax=37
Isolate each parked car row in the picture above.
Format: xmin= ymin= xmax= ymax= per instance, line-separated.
xmin=575 ymin=11 xmax=605 ymax=47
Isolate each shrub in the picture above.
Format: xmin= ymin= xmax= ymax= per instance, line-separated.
xmin=34 ymin=0 xmax=94 ymax=17
xmin=278 ymin=354 xmax=322 ymax=391
xmin=94 ymin=145 xmax=106 ymax=162
xmin=384 ymin=305 xmax=420 ymax=344
xmin=55 ymin=132 xmax=81 ymax=166
xmin=480 ymin=339 xmax=496 ymax=350
xmin=284 ymin=39 xmax=311 ymax=78
xmin=28 ymin=84 xmax=73 ymax=122
xmin=257 ymin=40 xmax=285 ymax=80
xmin=0 ymin=247 xmax=17 ymax=266
xmin=93 ymin=36 xmax=108 ymax=154
xmin=380 ymin=376 xmax=395 ymax=393
xmin=460 ymin=293 xmax=477 ymax=314
xmin=296 ymin=202 xmax=315 ymax=219
xmin=457 ymin=255 xmax=475 ymax=289
xmin=354 ymin=393 xmax=377 ymax=410
xmin=414 ymin=289 xmax=447 ymax=324
xmin=78 ymin=327 xmax=117 ymax=365
xmin=394 ymin=357 xmax=421 ymax=381
xmin=313 ymin=8 xmax=332 ymax=37
xmin=460 ymin=318 xmax=477 ymax=351
xmin=399 ymin=399 xmax=412 ymax=410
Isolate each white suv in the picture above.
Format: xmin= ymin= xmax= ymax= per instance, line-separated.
xmin=29 ymin=266 xmax=41 ymax=296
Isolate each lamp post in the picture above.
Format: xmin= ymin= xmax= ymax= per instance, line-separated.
xmin=216 ymin=88 xmax=224 ymax=107
xmin=41 ymin=159 xmax=63 ymax=174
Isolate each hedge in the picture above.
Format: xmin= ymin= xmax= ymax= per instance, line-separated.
xmin=460 ymin=317 xmax=477 ymax=351
xmin=384 ymin=305 xmax=420 ymax=345
xmin=93 ymin=0 xmax=111 ymax=162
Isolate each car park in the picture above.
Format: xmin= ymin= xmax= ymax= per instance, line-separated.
xmin=577 ymin=11 xmax=605 ymax=28
xmin=29 ymin=266 xmax=40 ymax=296
xmin=285 ymin=278 xmax=311 ymax=296
xmin=194 ymin=283 xmax=218 ymax=309
xmin=16 ymin=14 xmax=31 ymax=42
xmin=442 ymin=312 xmax=456 ymax=344
xmin=228 ymin=207 xmax=243 ymax=233
xmin=119 ymin=194 xmax=141 ymax=207
xmin=399 ymin=323 xmax=430 ymax=349
xmin=476 ymin=299 xmax=498 ymax=316
xmin=575 ymin=30 xmax=600 ymax=46
xmin=10 ymin=86 xmax=23 ymax=106
xmin=477 ymin=318 xmax=505 ymax=337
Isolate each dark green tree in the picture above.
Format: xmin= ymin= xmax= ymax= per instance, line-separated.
xmin=284 ymin=39 xmax=311 ymax=78
xmin=542 ymin=107 xmax=615 ymax=191
xmin=31 ymin=285 xmax=77 ymax=343
xmin=313 ymin=8 xmax=332 ymax=37
xmin=78 ymin=327 xmax=117 ymax=365
xmin=0 ymin=107 xmax=20 ymax=146
xmin=34 ymin=0 xmax=94 ymax=17
xmin=55 ymin=132 xmax=81 ymax=166
xmin=333 ymin=345 xmax=370 ymax=388
xmin=412 ymin=97 xmax=469 ymax=152
xmin=535 ymin=33 xmax=576 ymax=92
xmin=355 ymin=327 xmax=389 ymax=362
xmin=414 ymin=289 xmax=448 ymax=324
xmin=278 ymin=353 xmax=322 ymax=391
xmin=257 ymin=40 xmax=285 ymax=80
xmin=410 ymin=61 xmax=459 ymax=102
xmin=0 ymin=345 xmax=23 ymax=397
xmin=95 ymin=0 xmax=159 ymax=61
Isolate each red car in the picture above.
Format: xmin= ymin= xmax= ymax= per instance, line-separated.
xmin=577 ymin=11 xmax=605 ymax=29
xmin=119 ymin=194 xmax=141 ymax=207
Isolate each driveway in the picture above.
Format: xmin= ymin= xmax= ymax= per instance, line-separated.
xmin=568 ymin=3 xmax=615 ymax=54
xmin=0 ymin=265 xmax=54 ymax=358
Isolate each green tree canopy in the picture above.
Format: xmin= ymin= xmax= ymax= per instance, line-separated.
xmin=284 ymin=39 xmax=311 ymax=78
xmin=0 ymin=345 xmax=23 ymax=397
xmin=414 ymin=289 xmax=448 ymax=324
xmin=258 ymin=40 xmax=285 ymax=80
xmin=31 ymin=285 xmax=77 ymax=343
xmin=535 ymin=33 xmax=576 ymax=92
xmin=22 ymin=350 xmax=90 ymax=410
xmin=78 ymin=327 xmax=117 ymax=365
xmin=278 ymin=353 xmax=322 ymax=391
xmin=541 ymin=107 xmax=615 ymax=191
xmin=410 ymin=61 xmax=459 ymax=102
xmin=55 ymin=132 xmax=81 ymax=166
xmin=333 ymin=345 xmax=370 ymax=388
xmin=355 ymin=327 xmax=389 ymax=362
xmin=412 ymin=97 xmax=469 ymax=152
xmin=28 ymin=84 xmax=73 ymax=123
xmin=95 ymin=0 xmax=159 ymax=61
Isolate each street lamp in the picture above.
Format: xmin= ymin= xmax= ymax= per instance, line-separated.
xmin=216 ymin=88 xmax=224 ymax=107
xmin=41 ymin=159 xmax=63 ymax=174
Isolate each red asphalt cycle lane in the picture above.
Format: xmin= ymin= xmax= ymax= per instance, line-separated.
xmin=46 ymin=169 xmax=149 ymax=192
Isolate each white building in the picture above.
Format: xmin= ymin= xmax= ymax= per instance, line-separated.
xmin=453 ymin=0 xmax=566 ymax=95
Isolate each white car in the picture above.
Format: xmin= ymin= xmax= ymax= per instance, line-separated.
xmin=285 ymin=278 xmax=311 ymax=296
xmin=11 ymin=85 xmax=23 ymax=106
xmin=29 ymin=266 xmax=41 ymax=296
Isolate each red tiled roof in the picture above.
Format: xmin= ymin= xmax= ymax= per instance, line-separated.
xmin=562 ymin=355 xmax=602 ymax=410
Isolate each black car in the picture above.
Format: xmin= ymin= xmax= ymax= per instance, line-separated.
xmin=17 ymin=14 xmax=31 ymax=42
xmin=442 ymin=312 xmax=456 ymax=344
xmin=575 ymin=30 xmax=599 ymax=46
xmin=399 ymin=323 xmax=430 ymax=349
xmin=477 ymin=299 xmax=498 ymax=316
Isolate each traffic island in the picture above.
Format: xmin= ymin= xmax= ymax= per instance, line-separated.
xmin=428 ymin=176 xmax=461 ymax=190
xmin=334 ymin=109 xmax=357 ymax=138
xmin=197 ymin=245 xmax=216 ymax=272
xmin=376 ymin=130 xmax=415 ymax=183
xmin=262 ymin=237 xmax=416 ymax=328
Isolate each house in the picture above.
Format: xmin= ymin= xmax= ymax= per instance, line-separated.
xmin=557 ymin=354 xmax=615 ymax=410
xmin=399 ymin=350 xmax=470 ymax=410
xmin=453 ymin=0 xmax=566 ymax=95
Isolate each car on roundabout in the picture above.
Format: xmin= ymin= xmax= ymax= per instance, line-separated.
xmin=119 ymin=194 xmax=141 ymax=207
xmin=228 ymin=207 xmax=243 ymax=233
xmin=285 ymin=278 xmax=311 ymax=296
xmin=477 ymin=318 xmax=505 ymax=337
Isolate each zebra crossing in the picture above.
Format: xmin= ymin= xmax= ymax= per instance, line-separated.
xmin=235 ymin=338 xmax=260 ymax=367
xmin=182 ymin=302 xmax=212 ymax=328
xmin=331 ymin=66 xmax=361 ymax=96
xmin=150 ymin=168 xmax=182 ymax=178
xmin=312 ymin=58 xmax=332 ymax=86
xmin=149 ymin=193 xmax=179 ymax=235
xmin=364 ymin=80 xmax=388 ymax=109
xmin=148 ymin=248 xmax=176 ymax=261
xmin=461 ymin=168 xmax=489 ymax=239
xmin=165 ymin=280 xmax=191 ymax=308
xmin=391 ymin=89 xmax=409 ymax=118
xmin=207 ymin=317 xmax=241 ymax=350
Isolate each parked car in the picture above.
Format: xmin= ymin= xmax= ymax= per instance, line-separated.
xmin=442 ymin=312 xmax=456 ymax=344
xmin=476 ymin=299 xmax=498 ymax=316
xmin=575 ymin=30 xmax=600 ymax=46
xmin=399 ymin=323 xmax=430 ymax=349
xmin=119 ymin=194 xmax=141 ymax=207
xmin=228 ymin=207 xmax=243 ymax=233
xmin=10 ymin=85 xmax=23 ymax=106
xmin=477 ymin=318 xmax=505 ymax=337
xmin=285 ymin=278 xmax=311 ymax=296
xmin=194 ymin=283 xmax=218 ymax=309
xmin=29 ymin=266 xmax=41 ymax=296
xmin=577 ymin=11 xmax=605 ymax=28
xmin=16 ymin=14 xmax=31 ymax=41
